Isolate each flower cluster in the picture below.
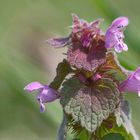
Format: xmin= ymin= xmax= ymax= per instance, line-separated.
xmin=24 ymin=14 xmax=140 ymax=138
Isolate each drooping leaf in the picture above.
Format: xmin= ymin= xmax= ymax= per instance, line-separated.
xmin=67 ymin=36 xmax=107 ymax=71
xmin=49 ymin=59 xmax=73 ymax=90
xmin=115 ymin=100 xmax=139 ymax=140
xmin=101 ymin=133 xmax=126 ymax=140
xmin=60 ymin=77 xmax=120 ymax=133
xmin=95 ymin=113 xmax=135 ymax=140
xmin=99 ymin=51 xmax=128 ymax=83
xmin=120 ymin=100 xmax=131 ymax=120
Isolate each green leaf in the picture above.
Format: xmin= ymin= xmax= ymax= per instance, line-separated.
xmin=49 ymin=59 xmax=73 ymax=90
xmin=120 ymin=100 xmax=131 ymax=120
xmin=60 ymin=77 xmax=120 ymax=133
xmin=99 ymin=51 xmax=128 ymax=83
xmin=115 ymin=100 xmax=139 ymax=140
xmin=95 ymin=113 xmax=135 ymax=140
xmin=101 ymin=133 xmax=126 ymax=140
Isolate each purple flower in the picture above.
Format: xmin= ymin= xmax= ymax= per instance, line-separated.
xmin=119 ymin=67 xmax=140 ymax=96
xmin=24 ymin=82 xmax=59 ymax=112
xmin=105 ymin=17 xmax=129 ymax=53
xmin=93 ymin=73 xmax=101 ymax=81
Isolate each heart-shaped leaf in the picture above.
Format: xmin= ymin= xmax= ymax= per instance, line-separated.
xmin=60 ymin=77 xmax=120 ymax=132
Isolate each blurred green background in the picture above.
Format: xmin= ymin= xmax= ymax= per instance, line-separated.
xmin=0 ymin=0 xmax=140 ymax=139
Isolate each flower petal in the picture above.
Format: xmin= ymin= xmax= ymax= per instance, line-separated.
xmin=119 ymin=67 xmax=140 ymax=95
xmin=40 ymin=101 xmax=45 ymax=112
xmin=37 ymin=85 xmax=59 ymax=103
xmin=138 ymin=91 xmax=140 ymax=97
xmin=24 ymin=82 xmax=43 ymax=93
xmin=111 ymin=17 xmax=129 ymax=29
xmin=93 ymin=74 xmax=101 ymax=81
xmin=114 ymin=44 xmax=123 ymax=53
xmin=122 ymin=43 xmax=128 ymax=51
xmin=46 ymin=37 xmax=70 ymax=48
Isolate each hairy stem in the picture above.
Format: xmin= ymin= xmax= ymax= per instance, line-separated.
xmin=57 ymin=112 xmax=67 ymax=140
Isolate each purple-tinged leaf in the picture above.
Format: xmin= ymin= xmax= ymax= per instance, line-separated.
xmin=90 ymin=18 xmax=104 ymax=28
xmin=71 ymin=13 xmax=88 ymax=33
xmin=67 ymin=36 xmax=107 ymax=71
xmin=60 ymin=77 xmax=120 ymax=132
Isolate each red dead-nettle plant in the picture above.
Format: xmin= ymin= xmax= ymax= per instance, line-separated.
xmin=24 ymin=14 xmax=140 ymax=140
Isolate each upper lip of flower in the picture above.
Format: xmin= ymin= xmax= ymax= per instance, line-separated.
xmin=105 ymin=16 xmax=129 ymax=53
xmin=111 ymin=16 xmax=129 ymax=28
